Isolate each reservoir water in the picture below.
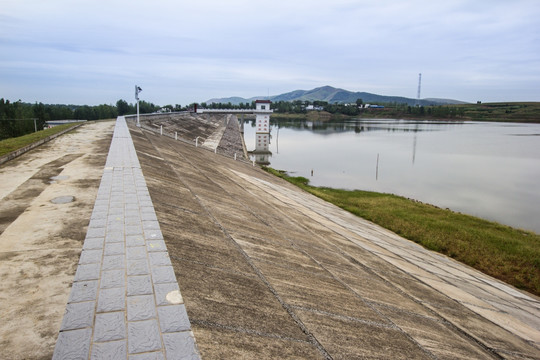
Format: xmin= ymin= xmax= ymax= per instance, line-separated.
xmin=243 ymin=118 xmax=540 ymax=234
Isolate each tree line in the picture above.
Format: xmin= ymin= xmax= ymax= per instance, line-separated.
xmin=1 ymin=96 xmax=467 ymax=141
xmin=0 ymin=98 xmax=161 ymax=140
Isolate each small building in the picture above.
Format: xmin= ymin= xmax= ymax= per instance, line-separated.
xmin=254 ymin=100 xmax=272 ymax=134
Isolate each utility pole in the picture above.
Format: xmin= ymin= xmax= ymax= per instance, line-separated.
xmin=135 ymin=85 xmax=142 ymax=127
xmin=416 ymin=73 xmax=422 ymax=106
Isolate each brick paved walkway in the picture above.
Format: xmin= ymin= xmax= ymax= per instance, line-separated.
xmin=53 ymin=117 xmax=200 ymax=359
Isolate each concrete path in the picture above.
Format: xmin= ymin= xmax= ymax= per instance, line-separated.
xmin=130 ymin=121 xmax=540 ymax=359
xmin=0 ymin=120 xmax=115 ymax=359
xmin=52 ymin=118 xmax=199 ymax=359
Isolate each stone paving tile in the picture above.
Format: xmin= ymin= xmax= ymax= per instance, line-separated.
xmin=53 ymin=117 xmax=200 ymax=360
xmin=97 ymin=287 xmax=126 ymax=313
xmin=90 ymin=340 xmax=127 ymax=360
xmin=128 ymin=319 xmax=162 ymax=354
xmin=53 ymin=328 xmax=92 ymax=360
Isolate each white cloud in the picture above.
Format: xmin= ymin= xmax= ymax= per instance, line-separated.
xmin=1 ymin=0 xmax=539 ymax=104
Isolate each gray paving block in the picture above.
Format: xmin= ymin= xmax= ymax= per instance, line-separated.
xmin=142 ymin=221 xmax=160 ymax=231
xmin=79 ymin=249 xmax=103 ymax=264
xmin=88 ymin=218 xmax=106 ymax=228
xmin=127 ymin=294 xmax=156 ymax=321
xmin=154 ymin=283 xmax=181 ymax=306
xmin=52 ymin=328 xmax=92 ymax=360
xmin=91 ymin=210 xmax=108 ymax=220
xmin=91 ymin=340 xmax=127 ymax=360
xmin=74 ymin=263 xmax=101 ymax=281
xmin=100 ymin=269 xmax=125 ymax=289
xmin=104 ymin=242 xmax=125 ymax=256
xmin=146 ymin=240 xmax=166 ymax=252
xmin=125 ymin=216 xmax=142 ymax=226
xmin=108 ymin=214 xmax=124 ymax=224
xmin=106 ymin=231 xmax=124 ymax=243
xmin=140 ymin=206 xmax=155 ymax=215
xmin=125 ymin=209 xmax=140 ymax=217
xmin=108 ymin=207 xmax=124 ymax=216
xmin=127 ymin=258 xmax=150 ymax=276
xmin=125 ymin=194 xmax=139 ymax=204
xmin=92 ymin=206 xmax=109 ymax=217
xmin=69 ymin=280 xmax=99 ymax=303
xmin=128 ymin=351 xmax=165 ymax=360
xmin=126 ymin=235 xmax=145 ymax=247
xmin=94 ymin=312 xmax=126 ymax=342
xmin=102 ymin=255 xmax=125 ymax=271
xmin=127 ymin=319 xmax=162 ymax=354
xmin=125 ymin=203 xmax=140 ymax=211
xmin=151 ymin=266 xmax=177 ymax=284
xmin=126 ymin=225 xmax=143 ymax=236
xmin=162 ymin=331 xmax=200 ymax=360
xmin=60 ymin=301 xmax=95 ymax=331
xmin=127 ymin=246 xmax=147 ymax=260
xmin=87 ymin=227 xmax=106 ymax=238
xmin=127 ymin=275 xmax=153 ymax=296
xmin=139 ymin=200 xmax=154 ymax=208
xmin=107 ymin=220 xmax=124 ymax=232
xmin=144 ymin=229 xmax=164 ymax=241
xmin=148 ymin=252 xmax=171 ymax=267
xmin=157 ymin=305 xmax=191 ymax=333
xmin=83 ymin=238 xmax=104 ymax=250
xmin=141 ymin=212 xmax=158 ymax=221
xmin=97 ymin=287 xmax=126 ymax=312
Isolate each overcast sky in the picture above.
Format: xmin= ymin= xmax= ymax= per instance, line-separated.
xmin=1 ymin=0 xmax=539 ymax=106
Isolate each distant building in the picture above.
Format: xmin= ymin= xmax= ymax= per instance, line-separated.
xmin=252 ymin=100 xmax=273 ymax=165
xmin=254 ymin=100 xmax=272 ymax=134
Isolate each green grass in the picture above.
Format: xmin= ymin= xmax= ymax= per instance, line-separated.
xmin=0 ymin=123 xmax=81 ymax=157
xmin=263 ymin=166 xmax=540 ymax=296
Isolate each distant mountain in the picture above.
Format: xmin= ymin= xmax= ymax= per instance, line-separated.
xmin=206 ymin=86 xmax=466 ymax=106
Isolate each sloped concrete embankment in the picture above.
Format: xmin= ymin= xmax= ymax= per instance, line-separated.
xmin=129 ymin=123 xmax=540 ymax=359
xmin=128 ymin=112 xmax=248 ymax=160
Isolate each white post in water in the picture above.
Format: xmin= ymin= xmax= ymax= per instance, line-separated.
xmin=135 ymin=85 xmax=142 ymax=127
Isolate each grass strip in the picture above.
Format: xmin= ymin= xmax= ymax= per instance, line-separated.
xmin=0 ymin=123 xmax=81 ymax=157
xmin=263 ymin=166 xmax=540 ymax=296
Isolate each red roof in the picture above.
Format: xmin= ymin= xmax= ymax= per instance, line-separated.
xmin=255 ymin=100 xmax=272 ymax=103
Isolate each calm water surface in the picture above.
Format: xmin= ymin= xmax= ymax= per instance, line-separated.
xmin=244 ymin=119 xmax=540 ymax=233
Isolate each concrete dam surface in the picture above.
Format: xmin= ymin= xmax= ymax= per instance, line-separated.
xmin=0 ymin=114 xmax=538 ymax=359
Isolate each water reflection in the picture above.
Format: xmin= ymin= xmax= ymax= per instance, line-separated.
xmin=252 ymin=132 xmax=271 ymax=165
xmin=243 ymin=118 xmax=540 ymax=233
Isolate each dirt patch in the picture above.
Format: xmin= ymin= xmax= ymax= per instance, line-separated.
xmin=0 ymin=120 xmax=115 ymax=359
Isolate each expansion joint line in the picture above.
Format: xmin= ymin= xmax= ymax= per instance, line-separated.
xmin=222 ymin=176 xmax=448 ymax=359
xmin=244 ymin=178 xmax=505 ymax=359
xmin=139 ymin=132 xmax=333 ymax=360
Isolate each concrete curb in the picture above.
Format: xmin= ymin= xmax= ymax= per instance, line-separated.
xmin=0 ymin=123 xmax=85 ymax=166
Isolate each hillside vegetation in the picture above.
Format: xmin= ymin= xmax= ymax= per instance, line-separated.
xmin=365 ymin=102 xmax=540 ymax=122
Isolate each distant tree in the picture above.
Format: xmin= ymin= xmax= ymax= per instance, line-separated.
xmin=356 ymin=98 xmax=363 ymax=106
xmin=116 ymin=99 xmax=130 ymax=115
